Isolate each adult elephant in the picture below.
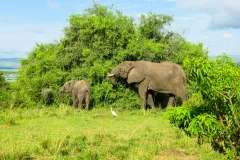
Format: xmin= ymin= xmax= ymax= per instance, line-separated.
xmin=108 ymin=61 xmax=187 ymax=110
xmin=59 ymin=80 xmax=90 ymax=110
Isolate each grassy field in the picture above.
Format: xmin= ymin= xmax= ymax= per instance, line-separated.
xmin=0 ymin=105 xmax=225 ymax=160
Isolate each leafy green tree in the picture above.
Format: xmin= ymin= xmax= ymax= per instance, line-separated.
xmin=13 ymin=43 xmax=67 ymax=106
xmin=138 ymin=12 xmax=173 ymax=41
xmin=14 ymin=2 xmax=207 ymax=109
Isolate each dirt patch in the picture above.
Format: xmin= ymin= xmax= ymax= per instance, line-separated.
xmin=154 ymin=149 xmax=199 ymax=160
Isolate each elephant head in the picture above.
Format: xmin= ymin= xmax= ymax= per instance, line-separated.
xmin=58 ymin=80 xmax=76 ymax=95
xmin=108 ymin=61 xmax=145 ymax=84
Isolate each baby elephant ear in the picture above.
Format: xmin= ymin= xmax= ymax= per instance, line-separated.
xmin=68 ymin=80 xmax=76 ymax=91
xmin=127 ymin=68 xmax=145 ymax=84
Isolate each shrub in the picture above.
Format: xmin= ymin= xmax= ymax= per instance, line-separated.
xmin=0 ymin=71 xmax=12 ymax=108
xmin=14 ymin=2 xmax=207 ymax=109
xmin=166 ymin=55 xmax=240 ymax=158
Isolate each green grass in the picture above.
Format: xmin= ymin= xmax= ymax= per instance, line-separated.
xmin=0 ymin=105 xmax=225 ymax=160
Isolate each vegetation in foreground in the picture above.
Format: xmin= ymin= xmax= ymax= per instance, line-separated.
xmin=165 ymin=56 xmax=240 ymax=159
xmin=0 ymin=106 xmax=225 ymax=160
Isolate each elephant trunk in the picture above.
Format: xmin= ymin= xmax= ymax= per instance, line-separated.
xmin=110 ymin=76 xmax=117 ymax=85
xmin=58 ymin=87 xmax=64 ymax=96
xmin=107 ymin=73 xmax=117 ymax=85
xmin=58 ymin=90 xmax=62 ymax=96
xmin=107 ymin=66 xmax=120 ymax=85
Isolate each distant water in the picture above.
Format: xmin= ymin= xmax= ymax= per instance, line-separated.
xmin=0 ymin=68 xmax=19 ymax=72
xmin=4 ymin=73 xmax=17 ymax=82
xmin=0 ymin=68 xmax=18 ymax=82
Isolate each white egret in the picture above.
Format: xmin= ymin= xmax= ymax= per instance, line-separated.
xmin=110 ymin=108 xmax=117 ymax=117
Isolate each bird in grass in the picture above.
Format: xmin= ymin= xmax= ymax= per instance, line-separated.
xmin=110 ymin=108 xmax=117 ymax=117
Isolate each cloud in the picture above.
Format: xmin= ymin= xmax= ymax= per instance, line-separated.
xmin=202 ymin=35 xmax=209 ymax=40
xmin=47 ymin=0 xmax=60 ymax=9
xmin=211 ymin=12 xmax=240 ymax=29
xmin=176 ymin=0 xmax=240 ymax=29
xmin=177 ymin=0 xmax=240 ymax=11
xmin=175 ymin=16 xmax=194 ymax=21
xmin=0 ymin=23 xmax=65 ymax=58
xmin=172 ymin=13 xmax=211 ymax=34
xmin=171 ymin=12 xmax=240 ymax=56
xmin=223 ymin=32 xmax=233 ymax=39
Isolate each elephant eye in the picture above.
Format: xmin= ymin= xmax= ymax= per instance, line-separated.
xmin=120 ymin=69 xmax=124 ymax=74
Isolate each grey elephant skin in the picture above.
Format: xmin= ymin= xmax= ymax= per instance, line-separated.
xmin=59 ymin=80 xmax=90 ymax=110
xmin=108 ymin=61 xmax=187 ymax=110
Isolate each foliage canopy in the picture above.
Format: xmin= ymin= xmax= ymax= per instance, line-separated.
xmin=14 ymin=3 xmax=208 ymax=108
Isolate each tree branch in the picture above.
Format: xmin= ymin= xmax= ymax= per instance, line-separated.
xmin=213 ymin=89 xmax=240 ymax=130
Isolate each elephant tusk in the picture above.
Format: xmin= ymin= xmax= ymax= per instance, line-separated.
xmin=107 ymin=73 xmax=114 ymax=77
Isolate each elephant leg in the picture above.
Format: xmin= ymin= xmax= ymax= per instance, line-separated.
xmin=138 ymin=79 xmax=149 ymax=110
xmin=72 ymin=94 xmax=77 ymax=108
xmin=175 ymin=85 xmax=187 ymax=102
xmin=180 ymin=86 xmax=188 ymax=101
xmin=168 ymin=93 xmax=175 ymax=106
xmin=77 ymin=94 xmax=84 ymax=109
xmin=147 ymin=92 xmax=155 ymax=109
xmin=85 ymin=92 xmax=90 ymax=110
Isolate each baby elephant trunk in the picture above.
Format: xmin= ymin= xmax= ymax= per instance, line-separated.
xmin=58 ymin=88 xmax=64 ymax=96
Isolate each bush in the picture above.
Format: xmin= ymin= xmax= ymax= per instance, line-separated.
xmin=187 ymin=114 xmax=224 ymax=144
xmin=41 ymin=88 xmax=54 ymax=105
xmin=0 ymin=72 xmax=12 ymax=108
xmin=166 ymin=55 xmax=240 ymax=158
xmin=13 ymin=2 xmax=207 ymax=109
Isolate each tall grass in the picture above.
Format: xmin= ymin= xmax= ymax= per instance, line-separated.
xmin=0 ymin=106 xmax=226 ymax=159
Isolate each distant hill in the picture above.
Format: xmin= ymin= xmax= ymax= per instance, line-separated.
xmin=0 ymin=58 xmax=21 ymax=70
xmin=209 ymin=55 xmax=240 ymax=59
xmin=228 ymin=55 xmax=240 ymax=64
xmin=0 ymin=58 xmax=21 ymax=62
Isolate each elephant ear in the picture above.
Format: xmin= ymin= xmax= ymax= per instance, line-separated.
xmin=127 ymin=68 xmax=145 ymax=84
xmin=68 ymin=80 xmax=76 ymax=91
xmin=120 ymin=61 xmax=134 ymax=78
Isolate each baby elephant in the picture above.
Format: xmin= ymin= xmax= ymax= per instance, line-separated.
xmin=59 ymin=80 xmax=90 ymax=110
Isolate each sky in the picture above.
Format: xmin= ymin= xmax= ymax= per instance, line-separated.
xmin=1 ymin=0 xmax=240 ymax=58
